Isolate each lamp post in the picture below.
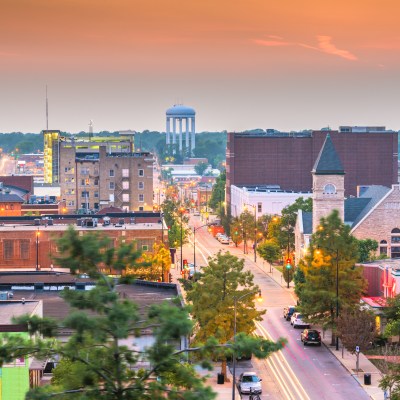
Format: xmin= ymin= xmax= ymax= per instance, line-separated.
xmin=179 ymin=207 xmax=185 ymax=271
xmin=205 ymin=185 xmax=209 ymax=224
xmin=35 ymin=228 xmax=40 ymax=271
xmin=232 ymin=289 xmax=262 ymax=400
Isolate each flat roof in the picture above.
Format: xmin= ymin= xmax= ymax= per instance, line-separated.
xmin=0 ymin=301 xmax=40 ymax=324
xmin=0 ymin=223 xmax=162 ymax=232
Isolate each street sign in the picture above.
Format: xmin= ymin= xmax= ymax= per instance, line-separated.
xmin=355 ymin=346 xmax=360 ymax=353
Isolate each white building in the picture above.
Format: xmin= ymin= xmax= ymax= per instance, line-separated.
xmin=230 ymin=185 xmax=312 ymax=218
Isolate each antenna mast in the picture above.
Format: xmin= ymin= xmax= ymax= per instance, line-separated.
xmin=46 ymin=85 xmax=49 ymax=130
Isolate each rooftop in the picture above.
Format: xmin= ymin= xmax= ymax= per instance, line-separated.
xmin=0 ymin=300 xmax=40 ymax=324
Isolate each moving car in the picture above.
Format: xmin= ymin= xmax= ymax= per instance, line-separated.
xmin=219 ymin=236 xmax=230 ymax=244
xmin=290 ymin=312 xmax=310 ymax=329
xmin=283 ymin=305 xmax=296 ymax=321
xmin=301 ymin=329 xmax=321 ymax=346
xmin=238 ymin=372 xmax=262 ymax=395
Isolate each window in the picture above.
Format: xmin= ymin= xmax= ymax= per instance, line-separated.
xmin=323 ymin=184 xmax=336 ymax=194
xmin=109 ymin=182 xmax=115 ymax=190
xmin=109 ymin=169 xmax=115 ymax=177
xmin=380 ymin=240 xmax=388 ymax=256
xmin=122 ymin=181 xmax=129 ymax=190
xmin=94 ymin=203 xmax=99 ymax=209
xmin=138 ymin=169 xmax=144 ymax=177
xmin=20 ymin=240 xmax=29 ymax=259
xmin=139 ymin=194 xmax=144 ymax=202
xmin=122 ymin=168 xmax=129 ymax=177
xmin=142 ymin=245 xmax=149 ymax=251
xmin=81 ymin=191 xmax=89 ymax=198
xmin=122 ymin=193 xmax=130 ymax=202
xmin=3 ymin=240 xmax=13 ymax=260
xmin=139 ymin=206 xmax=144 ymax=211
xmin=68 ymin=200 xmax=75 ymax=206
xmin=10 ymin=204 xmax=14 ymax=210
xmin=94 ymin=178 xmax=99 ymax=186
xmin=81 ymin=167 xmax=89 ymax=175
xmin=94 ymin=191 xmax=99 ymax=198
xmin=66 ymin=189 xmax=75 ymax=195
xmin=257 ymin=202 xmax=262 ymax=213
xmin=138 ymin=182 xmax=144 ymax=190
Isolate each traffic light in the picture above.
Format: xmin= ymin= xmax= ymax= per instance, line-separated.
xmin=183 ymin=259 xmax=188 ymax=269
xmin=286 ymin=258 xmax=292 ymax=269
xmin=169 ymin=273 xmax=173 ymax=283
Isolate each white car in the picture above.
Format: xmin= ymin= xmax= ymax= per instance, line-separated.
xmin=290 ymin=312 xmax=310 ymax=329
xmin=238 ymin=372 xmax=262 ymax=395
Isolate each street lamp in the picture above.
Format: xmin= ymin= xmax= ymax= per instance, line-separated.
xmin=316 ymin=246 xmax=340 ymax=351
xmin=232 ymin=289 xmax=262 ymax=400
xmin=179 ymin=207 xmax=185 ymax=271
xmin=35 ymin=228 xmax=40 ymax=271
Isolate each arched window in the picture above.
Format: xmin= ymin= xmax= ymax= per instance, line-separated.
xmin=323 ymin=184 xmax=336 ymax=194
xmin=391 ymin=230 xmax=400 ymax=258
xmin=380 ymin=240 xmax=388 ymax=256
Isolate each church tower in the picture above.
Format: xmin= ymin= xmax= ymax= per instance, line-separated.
xmin=312 ymin=134 xmax=345 ymax=232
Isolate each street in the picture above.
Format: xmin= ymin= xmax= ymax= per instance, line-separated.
xmin=185 ymin=214 xmax=370 ymax=400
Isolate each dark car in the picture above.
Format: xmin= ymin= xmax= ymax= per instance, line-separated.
xmin=283 ymin=305 xmax=296 ymax=321
xmin=301 ymin=329 xmax=321 ymax=346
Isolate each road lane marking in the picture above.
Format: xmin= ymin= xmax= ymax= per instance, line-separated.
xmin=256 ymin=321 xmax=310 ymax=400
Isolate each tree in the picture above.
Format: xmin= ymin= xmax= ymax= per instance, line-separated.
xmin=384 ymin=294 xmax=400 ymax=338
xmin=257 ymin=240 xmax=281 ymax=271
xmin=194 ymin=162 xmax=209 ymax=176
xmin=281 ymin=197 xmax=312 ymax=227
xmin=209 ymin=170 xmax=225 ymax=215
xmin=0 ymin=228 xmax=217 ymax=399
xmin=337 ymin=307 xmax=376 ymax=370
xmin=186 ymin=251 xmax=285 ymax=379
xmin=377 ymin=346 xmax=400 ymax=399
xmin=357 ymin=238 xmax=378 ymax=263
xmin=297 ymin=210 xmax=366 ymax=345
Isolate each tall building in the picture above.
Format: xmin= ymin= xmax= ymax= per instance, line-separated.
xmin=43 ymin=130 xmax=61 ymax=184
xmin=226 ymin=128 xmax=398 ymax=206
xmin=44 ymin=131 xmax=154 ymax=213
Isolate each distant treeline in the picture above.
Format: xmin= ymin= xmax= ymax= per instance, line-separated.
xmin=0 ymin=130 xmax=227 ymax=168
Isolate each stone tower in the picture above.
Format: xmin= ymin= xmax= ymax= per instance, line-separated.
xmin=312 ymin=134 xmax=345 ymax=232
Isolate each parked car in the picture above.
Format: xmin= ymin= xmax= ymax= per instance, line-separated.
xmin=219 ymin=236 xmax=230 ymax=244
xmin=301 ymin=329 xmax=321 ymax=346
xmin=290 ymin=312 xmax=310 ymax=329
xmin=283 ymin=305 xmax=296 ymax=321
xmin=238 ymin=372 xmax=262 ymax=395
xmin=216 ymin=233 xmax=224 ymax=240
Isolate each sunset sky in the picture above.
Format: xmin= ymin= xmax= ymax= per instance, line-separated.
xmin=1 ymin=0 xmax=400 ymax=133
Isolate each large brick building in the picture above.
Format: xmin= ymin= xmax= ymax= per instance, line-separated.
xmin=226 ymin=128 xmax=398 ymax=206
xmin=0 ymin=213 xmax=164 ymax=270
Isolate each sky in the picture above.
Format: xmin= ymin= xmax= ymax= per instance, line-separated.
xmin=1 ymin=0 xmax=400 ymax=133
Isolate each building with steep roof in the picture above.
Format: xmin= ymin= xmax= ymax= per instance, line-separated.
xmin=295 ymin=136 xmax=400 ymax=300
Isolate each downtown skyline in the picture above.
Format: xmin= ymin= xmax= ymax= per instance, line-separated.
xmin=1 ymin=0 xmax=400 ymax=133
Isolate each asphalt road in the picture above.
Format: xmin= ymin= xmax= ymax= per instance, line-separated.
xmin=186 ymin=215 xmax=370 ymax=400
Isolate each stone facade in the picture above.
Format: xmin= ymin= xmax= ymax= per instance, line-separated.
xmin=312 ymin=174 xmax=345 ymax=232
xmin=351 ymin=185 xmax=400 ymax=258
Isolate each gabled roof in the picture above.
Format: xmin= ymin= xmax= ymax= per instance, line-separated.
xmin=0 ymin=193 xmax=24 ymax=203
xmin=312 ymin=134 xmax=344 ymax=175
xmin=302 ymin=212 xmax=313 ymax=234
xmin=344 ymin=197 xmax=372 ymax=225
xmin=350 ymin=185 xmax=391 ymax=228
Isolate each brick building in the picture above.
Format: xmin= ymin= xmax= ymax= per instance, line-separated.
xmin=226 ymin=128 xmax=398 ymax=206
xmin=0 ymin=218 xmax=164 ymax=270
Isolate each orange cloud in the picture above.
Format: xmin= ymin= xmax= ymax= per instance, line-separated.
xmin=253 ymin=39 xmax=291 ymax=47
xmin=316 ymin=35 xmax=357 ymax=61
xmin=254 ymin=35 xmax=357 ymax=61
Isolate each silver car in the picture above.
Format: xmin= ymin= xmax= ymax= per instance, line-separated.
xmin=238 ymin=371 xmax=262 ymax=394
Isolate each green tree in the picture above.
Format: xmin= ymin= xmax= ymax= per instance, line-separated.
xmin=186 ymin=251 xmax=285 ymax=378
xmin=0 ymin=228 xmax=217 ymax=400
xmin=298 ymin=210 xmax=366 ymax=345
xmin=357 ymin=238 xmax=378 ymax=262
xmin=384 ymin=294 xmax=400 ymax=338
xmin=209 ymin=170 xmax=225 ymax=215
xmin=194 ymin=162 xmax=209 ymax=176
xmin=257 ymin=240 xmax=281 ymax=271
